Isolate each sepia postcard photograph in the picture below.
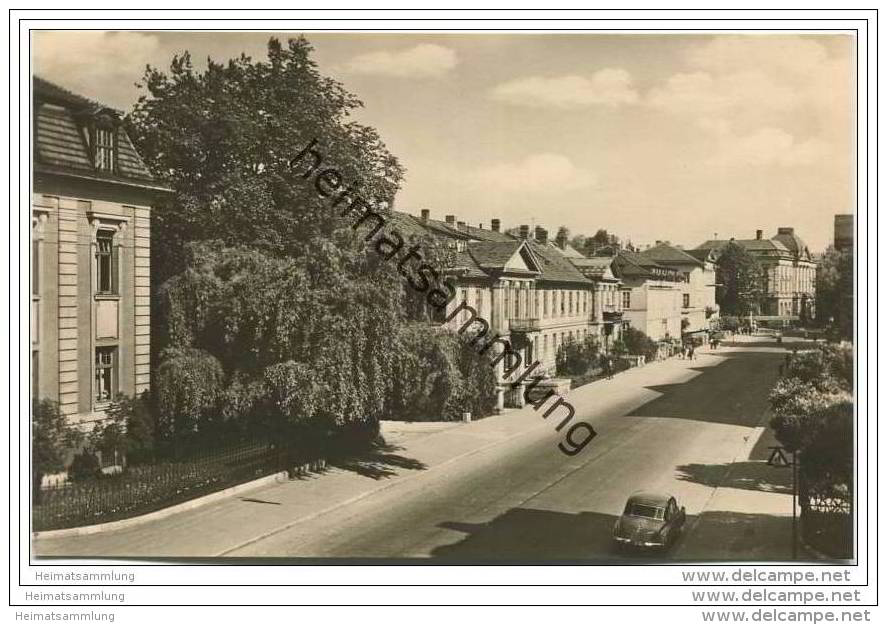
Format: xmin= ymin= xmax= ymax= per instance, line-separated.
xmin=26 ymin=27 xmax=857 ymax=568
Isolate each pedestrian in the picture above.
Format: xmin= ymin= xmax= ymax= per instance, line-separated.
xmin=605 ymin=356 xmax=614 ymax=379
xmin=689 ymin=345 xmax=696 ymax=360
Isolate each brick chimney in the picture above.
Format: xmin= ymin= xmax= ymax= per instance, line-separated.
xmin=457 ymin=220 xmax=466 ymax=231
xmin=445 ymin=215 xmax=456 ymax=226
xmin=555 ymin=228 xmax=568 ymax=249
xmin=491 ymin=218 xmax=501 ymax=232
xmin=778 ymin=227 xmax=795 ymax=235
xmin=756 ymin=229 xmax=763 ymax=240
xmin=535 ymin=226 xmax=548 ymax=244
xmin=420 ymin=209 xmax=430 ymax=222
xmin=519 ymin=225 xmax=530 ymax=240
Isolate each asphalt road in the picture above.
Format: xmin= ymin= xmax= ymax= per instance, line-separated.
xmin=227 ymin=340 xmax=794 ymax=561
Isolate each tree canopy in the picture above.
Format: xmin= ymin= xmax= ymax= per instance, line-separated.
xmin=715 ymin=242 xmax=765 ymax=316
xmin=815 ymin=245 xmax=853 ymax=339
xmin=127 ymin=37 xmax=495 ymax=443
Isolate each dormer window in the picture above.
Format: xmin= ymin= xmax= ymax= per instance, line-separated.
xmin=94 ymin=126 xmax=116 ymax=172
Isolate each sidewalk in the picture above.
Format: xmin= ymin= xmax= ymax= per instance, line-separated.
xmin=34 ymin=347 xmax=735 ymax=559
xmin=35 ymin=400 xmax=554 ymax=558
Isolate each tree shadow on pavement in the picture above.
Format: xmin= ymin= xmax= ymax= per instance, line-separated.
xmin=330 ymin=440 xmax=428 ymax=480
xmin=678 ymin=510 xmax=795 ymax=561
xmin=431 ymin=508 xmax=627 ymax=562
xmin=430 ymin=507 xmax=796 ymax=562
xmin=627 ymin=353 xmax=782 ymax=427
xmin=675 ymin=461 xmax=793 ymax=494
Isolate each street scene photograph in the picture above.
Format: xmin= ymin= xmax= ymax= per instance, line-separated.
xmin=28 ymin=30 xmax=855 ymax=564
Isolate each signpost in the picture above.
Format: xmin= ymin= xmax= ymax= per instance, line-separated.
xmin=767 ymin=445 xmax=799 ymax=559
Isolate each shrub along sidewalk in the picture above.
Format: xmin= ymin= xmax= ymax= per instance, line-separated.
xmin=34 ymin=404 xmax=555 ymax=557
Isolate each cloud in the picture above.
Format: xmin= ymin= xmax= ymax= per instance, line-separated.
xmin=708 ymin=125 xmax=829 ymax=168
xmin=646 ymin=36 xmax=850 ymax=170
xmin=473 ymin=153 xmax=596 ymax=193
xmin=490 ymin=69 xmax=638 ymax=108
xmin=647 ymin=70 xmax=799 ymax=116
xmin=32 ymin=31 xmax=160 ymax=105
xmin=340 ymin=43 xmax=457 ymax=78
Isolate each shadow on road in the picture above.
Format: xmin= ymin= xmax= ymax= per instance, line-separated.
xmin=678 ymin=510 xmax=794 ymax=561
xmin=429 ymin=506 xmax=794 ymax=562
xmin=330 ymin=440 xmax=428 ymax=480
xmin=675 ymin=461 xmax=792 ymax=495
xmin=628 ymin=353 xmax=782 ymax=427
xmin=431 ymin=507 xmax=628 ymax=562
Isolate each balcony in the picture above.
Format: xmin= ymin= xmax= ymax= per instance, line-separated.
xmin=509 ymin=318 xmax=541 ymax=333
xmin=601 ymin=304 xmax=622 ymax=322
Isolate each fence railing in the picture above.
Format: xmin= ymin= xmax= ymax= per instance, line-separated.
xmin=33 ymin=438 xmax=325 ymax=532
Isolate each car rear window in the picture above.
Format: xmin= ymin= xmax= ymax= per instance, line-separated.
xmin=626 ymin=503 xmax=665 ymax=520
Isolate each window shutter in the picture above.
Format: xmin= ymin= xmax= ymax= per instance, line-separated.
xmin=111 ymin=244 xmax=120 ymax=294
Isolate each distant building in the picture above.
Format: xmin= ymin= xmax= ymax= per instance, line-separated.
xmin=31 ymin=77 xmax=169 ymax=427
xmin=610 ymin=250 xmax=684 ymax=341
xmin=834 ymin=214 xmax=853 ymax=252
xmin=640 ymin=243 xmax=719 ymax=336
xmin=695 ymin=227 xmax=816 ymax=322
xmin=389 ymin=211 xmax=618 ymax=409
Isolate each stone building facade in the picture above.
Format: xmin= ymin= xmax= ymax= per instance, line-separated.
xmin=31 ymin=77 xmax=168 ymax=427
xmin=696 ymin=227 xmax=816 ymax=322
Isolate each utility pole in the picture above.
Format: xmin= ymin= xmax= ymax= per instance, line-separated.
xmin=792 ymin=450 xmax=800 ymax=559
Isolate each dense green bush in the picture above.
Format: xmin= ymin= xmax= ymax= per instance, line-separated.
xmin=386 ymin=325 xmax=497 ymax=422
xmin=613 ymin=327 xmax=658 ymax=362
xmin=32 ymin=399 xmax=82 ymax=503
xmin=768 ymin=343 xmax=853 ymax=493
xmin=556 ymin=336 xmax=600 ymax=377
xmin=153 ymin=348 xmax=225 ymax=441
xmin=69 ymin=451 xmax=101 ymax=482
xmin=88 ymin=393 xmax=157 ymax=466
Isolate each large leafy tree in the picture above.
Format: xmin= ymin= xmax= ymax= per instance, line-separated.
xmin=815 ymin=246 xmax=853 ymax=339
xmin=715 ymin=242 xmax=764 ymax=316
xmin=127 ymin=36 xmax=404 ymax=284
xmin=127 ymin=37 xmax=410 ymax=439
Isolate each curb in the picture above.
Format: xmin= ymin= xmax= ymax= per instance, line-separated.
xmin=34 ymin=408 xmax=551 ymax=546
xmin=214 ymin=416 xmax=554 ymax=556
xmin=32 ymin=469 xmax=293 ymax=541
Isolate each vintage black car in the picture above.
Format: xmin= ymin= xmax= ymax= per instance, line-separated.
xmin=612 ymin=491 xmax=686 ymax=551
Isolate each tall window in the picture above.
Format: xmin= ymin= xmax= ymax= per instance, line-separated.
xmin=95 ymin=231 xmax=118 ymax=295
xmin=95 ymin=127 xmax=116 ymax=172
xmin=95 ymin=347 xmax=117 ymax=404
xmin=560 ymin=291 xmax=565 ymax=316
xmin=32 ymin=239 xmax=40 ymax=295
xmin=683 ymin=293 xmax=690 ymax=308
xmin=622 ymin=291 xmax=631 ymax=309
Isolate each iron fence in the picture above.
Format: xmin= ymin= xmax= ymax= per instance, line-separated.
xmin=33 ymin=438 xmax=325 ymax=532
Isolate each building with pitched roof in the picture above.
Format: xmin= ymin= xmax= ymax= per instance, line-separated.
xmin=31 ymin=77 xmax=170 ymax=427
xmin=608 ymin=250 xmax=685 ymax=341
xmin=389 ymin=211 xmax=614 ymax=408
xmin=695 ymin=227 xmax=816 ymax=321
xmin=640 ymin=243 xmax=719 ymax=336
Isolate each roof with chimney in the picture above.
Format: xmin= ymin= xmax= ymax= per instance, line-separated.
xmin=640 ymin=243 xmax=705 ymax=267
xmin=695 ymin=238 xmax=791 ymax=254
xmin=526 ymin=240 xmax=594 ymax=285
xmin=33 ymin=76 xmax=162 ymax=188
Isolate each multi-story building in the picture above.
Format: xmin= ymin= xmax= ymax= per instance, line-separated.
xmin=695 ymin=227 xmax=816 ymax=322
xmin=639 ymin=243 xmax=719 ymax=336
xmin=610 ymin=250 xmax=684 ymax=341
xmin=564 ymin=255 xmax=623 ymax=351
xmin=389 ymin=211 xmax=604 ymax=409
xmin=31 ymin=77 xmax=168 ymax=428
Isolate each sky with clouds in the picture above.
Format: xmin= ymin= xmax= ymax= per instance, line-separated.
xmin=32 ymin=31 xmax=855 ymax=252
